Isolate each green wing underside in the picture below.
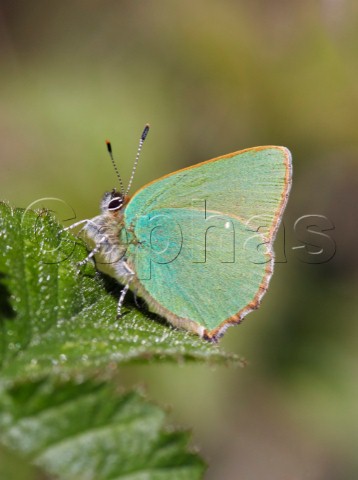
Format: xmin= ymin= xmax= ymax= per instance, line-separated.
xmin=127 ymin=208 xmax=269 ymax=331
xmin=124 ymin=147 xmax=290 ymax=332
xmin=125 ymin=147 xmax=290 ymax=242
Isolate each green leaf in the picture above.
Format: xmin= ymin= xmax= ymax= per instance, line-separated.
xmin=0 ymin=203 xmax=238 ymax=381
xmin=0 ymin=378 xmax=206 ymax=480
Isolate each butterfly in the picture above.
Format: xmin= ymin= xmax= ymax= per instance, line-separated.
xmin=67 ymin=125 xmax=292 ymax=342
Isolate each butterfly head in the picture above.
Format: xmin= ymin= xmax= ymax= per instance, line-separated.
xmin=100 ymin=189 xmax=125 ymax=214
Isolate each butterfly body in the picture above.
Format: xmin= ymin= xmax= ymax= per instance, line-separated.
xmin=79 ymin=140 xmax=292 ymax=342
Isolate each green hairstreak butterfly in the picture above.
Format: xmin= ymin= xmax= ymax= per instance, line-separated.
xmin=69 ymin=125 xmax=292 ymax=342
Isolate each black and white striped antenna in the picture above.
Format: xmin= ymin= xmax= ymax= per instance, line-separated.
xmin=125 ymin=124 xmax=150 ymax=195
xmin=105 ymin=124 xmax=150 ymax=195
xmin=105 ymin=140 xmax=125 ymax=194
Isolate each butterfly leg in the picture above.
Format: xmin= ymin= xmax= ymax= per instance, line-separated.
xmin=116 ymin=262 xmax=135 ymax=319
xmin=57 ymin=219 xmax=91 ymax=245
xmin=76 ymin=234 xmax=107 ymax=269
xmin=117 ymin=284 xmax=130 ymax=318
xmin=63 ymin=219 xmax=90 ymax=234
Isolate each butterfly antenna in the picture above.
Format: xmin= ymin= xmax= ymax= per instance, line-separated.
xmin=106 ymin=140 xmax=125 ymax=194
xmin=125 ymin=124 xmax=150 ymax=196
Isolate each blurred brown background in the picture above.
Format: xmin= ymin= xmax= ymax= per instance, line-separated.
xmin=1 ymin=1 xmax=357 ymax=479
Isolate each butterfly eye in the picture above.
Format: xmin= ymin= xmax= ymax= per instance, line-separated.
xmin=108 ymin=197 xmax=123 ymax=211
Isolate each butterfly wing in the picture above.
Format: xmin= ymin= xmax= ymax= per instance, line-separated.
xmin=124 ymin=146 xmax=292 ymax=339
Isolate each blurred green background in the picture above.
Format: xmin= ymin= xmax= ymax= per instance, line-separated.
xmin=1 ymin=1 xmax=357 ymax=479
